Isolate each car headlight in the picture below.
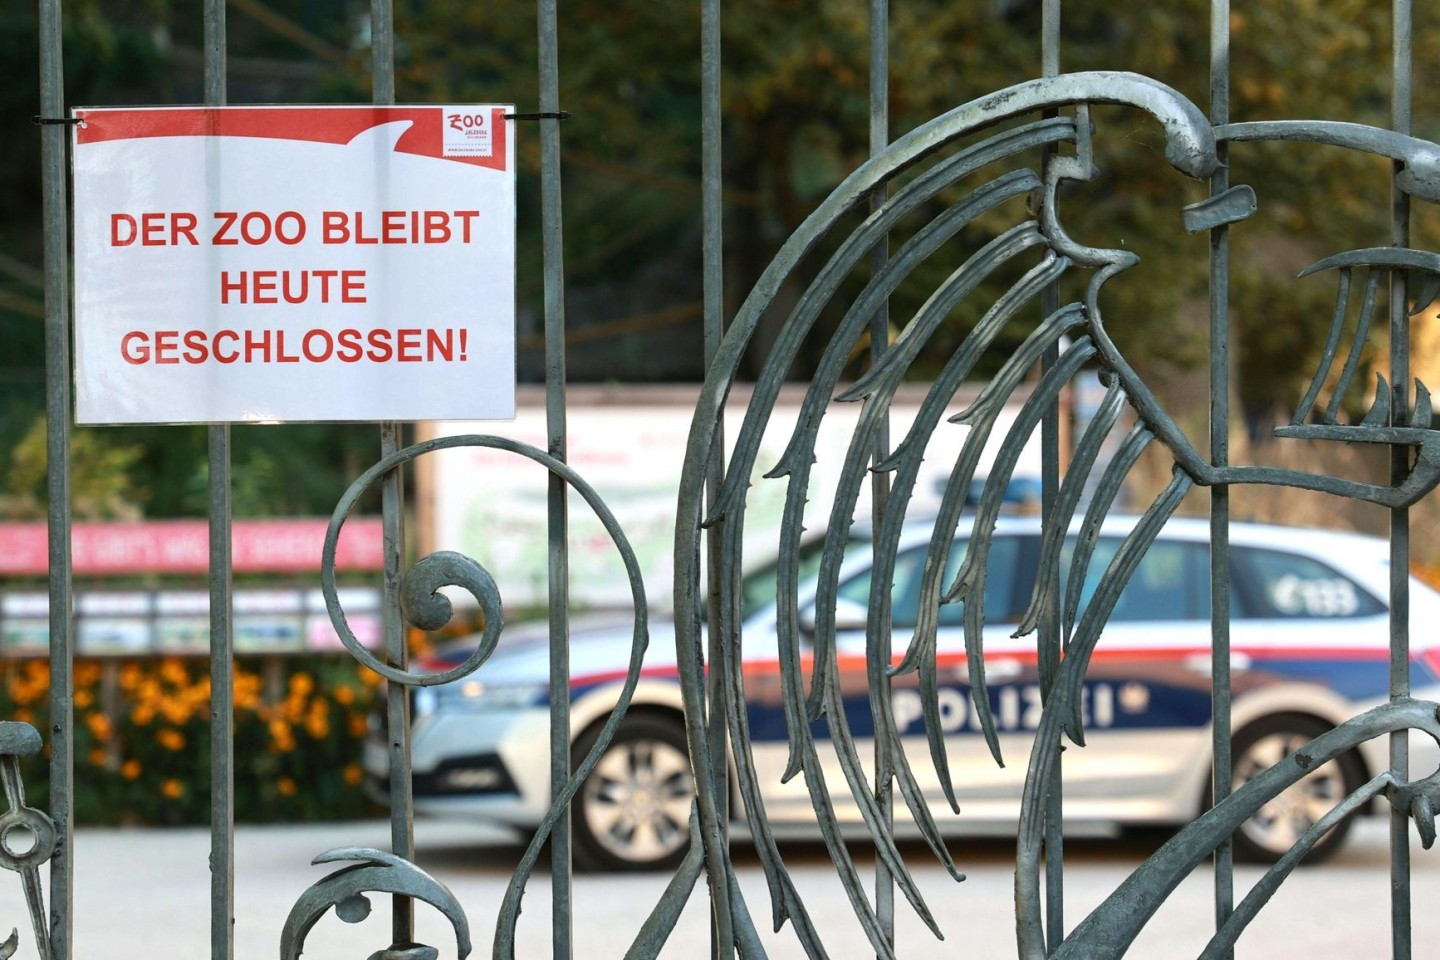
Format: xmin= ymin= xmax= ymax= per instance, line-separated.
xmin=413 ymin=687 xmax=439 ymax=717
xmin=435 ymin=679 xmax=548 ymax=712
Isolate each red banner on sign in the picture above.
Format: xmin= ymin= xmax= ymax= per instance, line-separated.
xmin=0 ymin=519 xmax=384 ymax=576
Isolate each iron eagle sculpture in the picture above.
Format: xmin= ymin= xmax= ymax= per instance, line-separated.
xmin=665 ymin=70 xmax=1440 ymax=960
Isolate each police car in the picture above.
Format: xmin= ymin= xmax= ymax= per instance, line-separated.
xmin=368 ymin=517 xmax=1440 ymax=870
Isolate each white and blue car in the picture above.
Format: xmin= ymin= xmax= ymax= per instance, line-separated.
xmin=367 ymin=517 xmax=1440 ymax=870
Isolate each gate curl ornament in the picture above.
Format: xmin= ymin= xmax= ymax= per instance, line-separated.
xmin=280 ymin=848 xmax=471 ymax=960
xmin=310 ymin=435 xmax=653 ymax=958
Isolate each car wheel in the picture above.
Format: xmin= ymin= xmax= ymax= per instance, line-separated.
xmin=1227 ymin=714 xmax=1364 ymax=864
xmin=571 ymin=714 xmax=695 ymax=872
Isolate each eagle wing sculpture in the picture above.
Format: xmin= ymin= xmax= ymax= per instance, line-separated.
xmin=661 ymin=71 xmax=1440 ymax=960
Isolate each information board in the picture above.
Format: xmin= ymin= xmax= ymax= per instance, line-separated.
xmin=71 ymin=105 xmax=517 ymax=423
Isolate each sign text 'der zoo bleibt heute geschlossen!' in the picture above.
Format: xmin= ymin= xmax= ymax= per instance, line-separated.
xmin=71 ymin=105 xmax=517 ymax=424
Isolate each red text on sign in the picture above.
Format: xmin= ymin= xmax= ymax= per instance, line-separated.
xmin=211 ymin=211 xmax=306 ymax=246
xmin=119 ymin=327 xmax=469 ymax=365
xmin=448 ymin=113 xmax=489 ymax=131
xmin=321 ymin=210 xmax=479 ymax=244
xmin=219 ymin=270 xmax=367 ymax=305
xmin=107 ymin=210 xmax=482 ymax=247
xmin=111 ymin=213 xmax=200 ymax=247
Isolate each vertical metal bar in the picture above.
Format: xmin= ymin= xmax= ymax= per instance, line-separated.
xmin=867 ymin=1 xmax=894 ymax=954
xmin=206 ymin=429 xmax=234 ymax=960
xmin=1389 ymin=4 xmax=1413 ymax=957
xmin=380 ymin=421 xmax=413 ymax=947
xmin=1040 ymin=2 xmax=1062 ymax=951
xmin=1207 ymin=4 xmax=1234 ymax=959
xmin=700 ymin=0 xmax=729 ymax=955
xmin=536 ymin=2 xmax=573 ymax=955
xmin=371 ymin=0 xmax=394 ymax=105
xmin=1041 ymin=0 xmax=1060 ymax=77
xmin=39 ymin=2 xmax=72 ymax=957
xmin=368 ymin=0 xmax=414 ymax=948
xmin=201 ymin=4 xmax=235 ymax=958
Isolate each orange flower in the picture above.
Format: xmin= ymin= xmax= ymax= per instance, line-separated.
xmin=156 ymin=728 xmax=186 ymax=751
xmin=88 ymin=748 xmax=107 ymax=767
xmin=160 ymin=657 xmax=189 ymax=686
xmin=74 ymin=690 xmax=94 ymax=709
xmin=276 ymin=776 xmax=298 ymax=797
xmin=234 ymin=673 xmax=263 ymax=711
xmin=7 ymin=673 xmax=45 ymax=707
xmin=358 ymin=668 xmax=383 ymax=687
xmin=120 ymin=759 xmax=141 ymax=780
xmin=334 ymin=686 xmax=356 ymax=706
xmin=347 ymin=713 xmax=368 ymax=738
xmin=288 ymin=673 xmax=315 ymax=698
xmin=12 ymin=708 xmax=31 ymax=724
xmin=161 ymin=699 xmax=191 ymax=726
xmin=282 ymin=695 xmax=306 ymax=724
xmin=304 ymin=702 xmax=330 ymax=739
xmin=268 ymin=719 xmax=296 ymax=753
xmin=343 ymin=764 xmax=364 ymax=787
xmin=85 ymin=712 xmax=113 ymax=742
xmin=161 ymin=779 xmax=184 ymax=799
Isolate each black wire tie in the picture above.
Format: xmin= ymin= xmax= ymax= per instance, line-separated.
xmin=504 ymin=111 xmax=571 ymax=122
xmin=33 ymin=116 xmax=85 ymax=126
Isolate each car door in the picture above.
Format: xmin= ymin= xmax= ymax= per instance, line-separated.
xmin=813 ymin=531 xmax=1035 ymax=823
xmin=833 ymin=528 xmax=1220 ymax=826
xmin=1226 ymin=544 xmax=1390 ymax=701
xmin=1046 ymin=532 xmax=1219 ymax=823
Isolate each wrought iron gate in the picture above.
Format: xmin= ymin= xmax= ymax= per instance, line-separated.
xmin=19 ymin=0 xmax=1440 ymax=957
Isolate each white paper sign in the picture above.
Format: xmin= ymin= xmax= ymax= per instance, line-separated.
xmin=71 ymin=105 xmax=517 ymax=423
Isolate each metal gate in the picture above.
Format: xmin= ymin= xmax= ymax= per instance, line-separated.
xmin=19 ymin=0 xmax=1440 ymax=957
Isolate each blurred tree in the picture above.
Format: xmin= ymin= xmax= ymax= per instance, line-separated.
xmin=2 ymin=0 xmax=383 ymax=520
xmin=363 ymin=0 xmax=1440 ymax=417
xmin=3 ymin=0 xmax=1440 ymax=516
xmin=2 ymin=414 xmax=146 ymax=521
xmin=0 ymin=1 xmax=172 ymax=480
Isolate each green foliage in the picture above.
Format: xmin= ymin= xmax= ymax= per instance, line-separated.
xmin=1 ymin=415 xmax=147 ymax=520
xmin=165 ymin=424 xmax=386 ymax=519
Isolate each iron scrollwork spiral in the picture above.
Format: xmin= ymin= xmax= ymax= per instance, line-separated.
xmin=285 ymin=434 xmax=653 ymax=959
xmin=280 ymin=848 xmax=471 ymax=960
xmin=320 ymin=445 xmax=505 ymax=689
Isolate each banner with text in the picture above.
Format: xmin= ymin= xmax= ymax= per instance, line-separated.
xmin=72 ymin=104 xmax=516 ymax=423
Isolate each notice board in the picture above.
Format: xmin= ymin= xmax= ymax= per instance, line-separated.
xmin=71 ymin=105 xmax=517 ymax=423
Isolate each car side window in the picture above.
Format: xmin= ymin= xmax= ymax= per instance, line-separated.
xmin=1062 ymin=536 xmax=1210 ymax=622
xmin=1232 ymin=546 xmax=1384 ymax=618
xmin=739 ymin=535 xmax=833 ymax=621
xmin=835 ymin=536 xmax=1024 ymax=628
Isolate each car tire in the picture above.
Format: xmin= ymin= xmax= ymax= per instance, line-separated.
xmin=571 ymin=714 xmax=695 ymax=872
xmin=1225 ymin=714 xmax=1365 ymax=865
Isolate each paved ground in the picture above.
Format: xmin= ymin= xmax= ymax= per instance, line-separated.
xmin=2 ymin=817 xmax=1437 ymax=957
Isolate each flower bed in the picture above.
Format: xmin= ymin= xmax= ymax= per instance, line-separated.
xmin=2 ymin=655 xmax=383 ymax=824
